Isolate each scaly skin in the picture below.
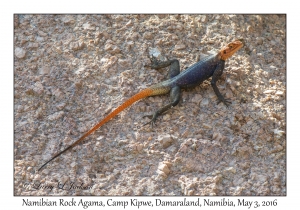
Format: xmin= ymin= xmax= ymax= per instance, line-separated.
xmin=38 ymin=40 xmax=243 ymax=171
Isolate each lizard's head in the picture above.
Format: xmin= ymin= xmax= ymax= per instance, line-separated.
xmin=219 ymin=40 xmax=243 ymax=60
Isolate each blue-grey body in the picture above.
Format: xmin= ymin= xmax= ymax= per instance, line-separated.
xmin=150 ymin=53 xmax=225 ymax=93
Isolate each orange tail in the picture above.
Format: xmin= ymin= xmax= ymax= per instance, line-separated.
xmin=38 ymin=88 xmax=153 ymax=171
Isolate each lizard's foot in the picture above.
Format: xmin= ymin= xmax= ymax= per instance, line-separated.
xmin=142 ymin=114 xmax=157 ymax=127
xmin=144 ymin=55 xmax=170 ymax=70
xmin=144 ymin=55 xmax=160 ymax=69
xmin=217 ymin=97 xmax=231 ymax=107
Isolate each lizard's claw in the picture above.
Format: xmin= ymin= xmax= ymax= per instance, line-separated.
xmin=217 ymin=97 xmax=231 ymax=107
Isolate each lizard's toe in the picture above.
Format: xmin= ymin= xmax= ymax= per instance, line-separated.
xmin=217 ymin=98 xmax=231 ymax=107
xmin=224 ymin=99 xmax=231 ymax=107
xmin=142 ymin=114 xmax=153 ymax=119
xmin=142 ymin=119 xmax=156 ymax=128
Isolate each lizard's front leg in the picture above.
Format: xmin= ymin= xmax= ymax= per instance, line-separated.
xmin=145 ymin=56 xmax=180 ymax=79
xmin=211 ymin=61 xmax=231 ymax=107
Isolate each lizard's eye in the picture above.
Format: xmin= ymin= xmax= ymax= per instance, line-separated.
xmin=229 ymin=45 xmax=232 ymax=49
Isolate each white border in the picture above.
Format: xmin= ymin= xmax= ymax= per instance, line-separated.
xmin=3 ymin=0 xmax=296 ymax=209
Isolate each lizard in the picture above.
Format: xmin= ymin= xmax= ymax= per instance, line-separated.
xmin=38 ymin=40 xmax=243 ymax=171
